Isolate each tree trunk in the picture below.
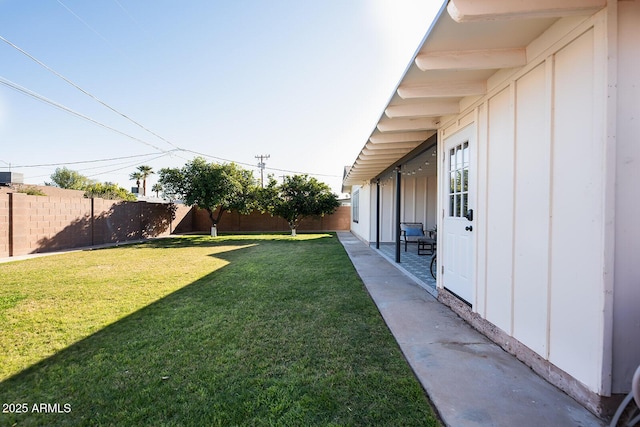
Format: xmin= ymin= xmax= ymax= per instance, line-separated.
xmin=289 ymin=219 xmax=298 ymax=237
xmin=207 ymin=208 xmax=218 ymax=237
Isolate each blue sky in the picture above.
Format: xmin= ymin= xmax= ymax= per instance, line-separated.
xmin=0 ymin=1 xmax=442 ymax=195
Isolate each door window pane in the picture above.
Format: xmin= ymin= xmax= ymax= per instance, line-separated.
xmin=447 ymin=141 xmax=470 ymax=218
xmin=463 ymin=142 xmax=469 ymax=166
xmin=462 ymin=193 xmax=468 ymax=217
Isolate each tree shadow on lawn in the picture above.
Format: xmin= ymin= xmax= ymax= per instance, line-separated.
xmin=0 ymin=234 xmax=435 ymax=426
xmin=79 ymin=233 xmax=335 ymax=255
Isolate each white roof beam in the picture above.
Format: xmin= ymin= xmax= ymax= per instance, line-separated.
xmin=397 ymin=81 xmax=486 ymax=99
xmin=415 ymin=48 xmax=527 ymax=71
xmin=369 ymin=131 xmax=432 ymax=144
xmin=385 ymin=100 xmax=459 ymax=118
xmin=348 ymin=173 xmax=387 ymax=179
xmin=348 ymin=169 xmax=388 ymax=175
xmin=364 ymin=141 xmax=420 ymax=151
xmin=360 ymin=151 xmax=412 ymax=159
xmin=447 ymin=0 xmax=606 ymax=22
xmin=377 ymin=117 xmax=439 ymax=132
xmin=358 ymin=151 xmax=409 ymax=159
xmin=360 ymin=152 xmax=412 ymax=160
xmin=358 ymin=153 xmax=408 ymax=161
xmin=348 ymin=169 xmax=386 ymax=173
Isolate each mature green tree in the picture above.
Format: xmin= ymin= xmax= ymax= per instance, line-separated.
xmin=159 ymin=157 xmax=257 ymax=236
xmin=48 ymin=167 xmax=91 ymax=190
xmin=259 ymin=174 xmax=340 ymax=237
xmin=136 ymin=165 xmax=154 ymax=196
xmin=83 ymin=182 xmax=137 ymax=201
xmin=47 ymin=168 xmax=134 ymax=200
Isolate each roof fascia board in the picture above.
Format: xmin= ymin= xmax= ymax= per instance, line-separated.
xmin=447 ymin=0 xmax=606 ymax=22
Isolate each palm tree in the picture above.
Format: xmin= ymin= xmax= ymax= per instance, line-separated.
xmin=151 ymin=183 xmax=162 ymax=198
xmin=136 ymin=165 xmax=154 ymax=196
xmin=129 ymin=171 xmax=143 ymax=194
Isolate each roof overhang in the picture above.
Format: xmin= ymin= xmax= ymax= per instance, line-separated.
xmin=342 ymin=0 xmax=606 ymax=189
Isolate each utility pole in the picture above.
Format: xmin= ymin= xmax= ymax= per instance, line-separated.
xmin=255 ymin=154 xmax=270 ymax=187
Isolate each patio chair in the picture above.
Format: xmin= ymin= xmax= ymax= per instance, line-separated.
xmin=419 ymin=229 xmax=437 ymax=256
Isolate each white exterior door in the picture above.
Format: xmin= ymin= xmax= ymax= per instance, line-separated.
xmin=442 ymin=125 xmax=475 ymax=304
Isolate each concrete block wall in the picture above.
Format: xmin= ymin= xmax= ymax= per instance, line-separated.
xmin=9 ymin=193 xmax=29 ymax=256
xmin=0 ymin=194 xmax=9 ymax=257
xmin=29 ymin=195 xmax=93 ymax=253
xmin=0 ymin=194 xmax=348 ymax=258
xmin=0 ymin=193 xmax=194 ymax=258
xmin=172 ymin=204 xmax=193 ymax=233
xmin=193 ymin=206 xmax=351 ymax=233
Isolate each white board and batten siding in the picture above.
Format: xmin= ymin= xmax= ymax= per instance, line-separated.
xmin=348 ymin=184 xmax=370 ymax=243
xmin=613 ymin=0 xmax=640 ymax=394
xmin=401 ymin=175 xmax=438 ymax=231
xmin=442 ymin=13 xmax=613 ymax=394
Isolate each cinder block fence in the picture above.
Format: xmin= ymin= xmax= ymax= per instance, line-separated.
xmin=0 ymin=192 xmax=350 ymax=258
xmin=0 ymin=193 xmax=193 ymax=257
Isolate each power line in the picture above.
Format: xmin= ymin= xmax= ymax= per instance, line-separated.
xmin=0 ymin=34 xmax=181 ymax=151
xmin=27 ymin=153 xmax=171 ymax=181
xmin=10 ymin=152 xmax=164 ymax=168
xmin=0 ymin=76 xmax=172 ymax=153
xmin=84 ymin=154 xmax=169 ymax=178
xmin=181 ymin=149 xmax=339 ymax=178
xmin=263 ymin=165 xmax=339 ymax=178
xmin=55 ymin=0 xmax=120 ymax=53
xmin=179 ymin=149 xmax=259 ymax=168
xmin=0 ymin=34 xmax=339 ymax=181
xmin=112 ymin=0 xmax=150 ymax=37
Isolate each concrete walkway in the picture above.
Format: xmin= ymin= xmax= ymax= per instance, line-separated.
xmin=337 ymin=232 xmax=604 ymax=427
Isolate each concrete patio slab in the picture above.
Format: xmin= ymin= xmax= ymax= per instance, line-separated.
xmin=337 ymin=231 xmax=604 ymax=427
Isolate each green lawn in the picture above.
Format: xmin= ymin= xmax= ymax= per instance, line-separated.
xmin=0 ymin=234 xmax=439 ymax=426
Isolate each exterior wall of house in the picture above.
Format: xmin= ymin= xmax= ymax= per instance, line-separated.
xmin=348 ymin=185 xmax=370 ymax=242
xmin=613 ymin=0 xmax=640 ymax=394
xmin=437 ymin=12 xmax=613 ymax=396
xmin=347 ymin=3 xmax=639 ymax=406
xmin=377 ymin=180 xmax=397 ymax=242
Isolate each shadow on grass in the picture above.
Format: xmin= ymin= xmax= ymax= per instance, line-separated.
xmin=119 ymin=232 xmax=336 ymax=249
xmin=0 ymin=234 xmax=436 ymax=426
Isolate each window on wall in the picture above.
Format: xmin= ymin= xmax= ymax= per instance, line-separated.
xmin=449 ymin=142 xmax=469 ymax=218
xmin=352 ymin=190 xmax=359 ymax=223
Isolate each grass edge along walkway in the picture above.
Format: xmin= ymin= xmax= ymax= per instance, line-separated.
xmin=0 ymin=234 xmax=439 ymax=426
